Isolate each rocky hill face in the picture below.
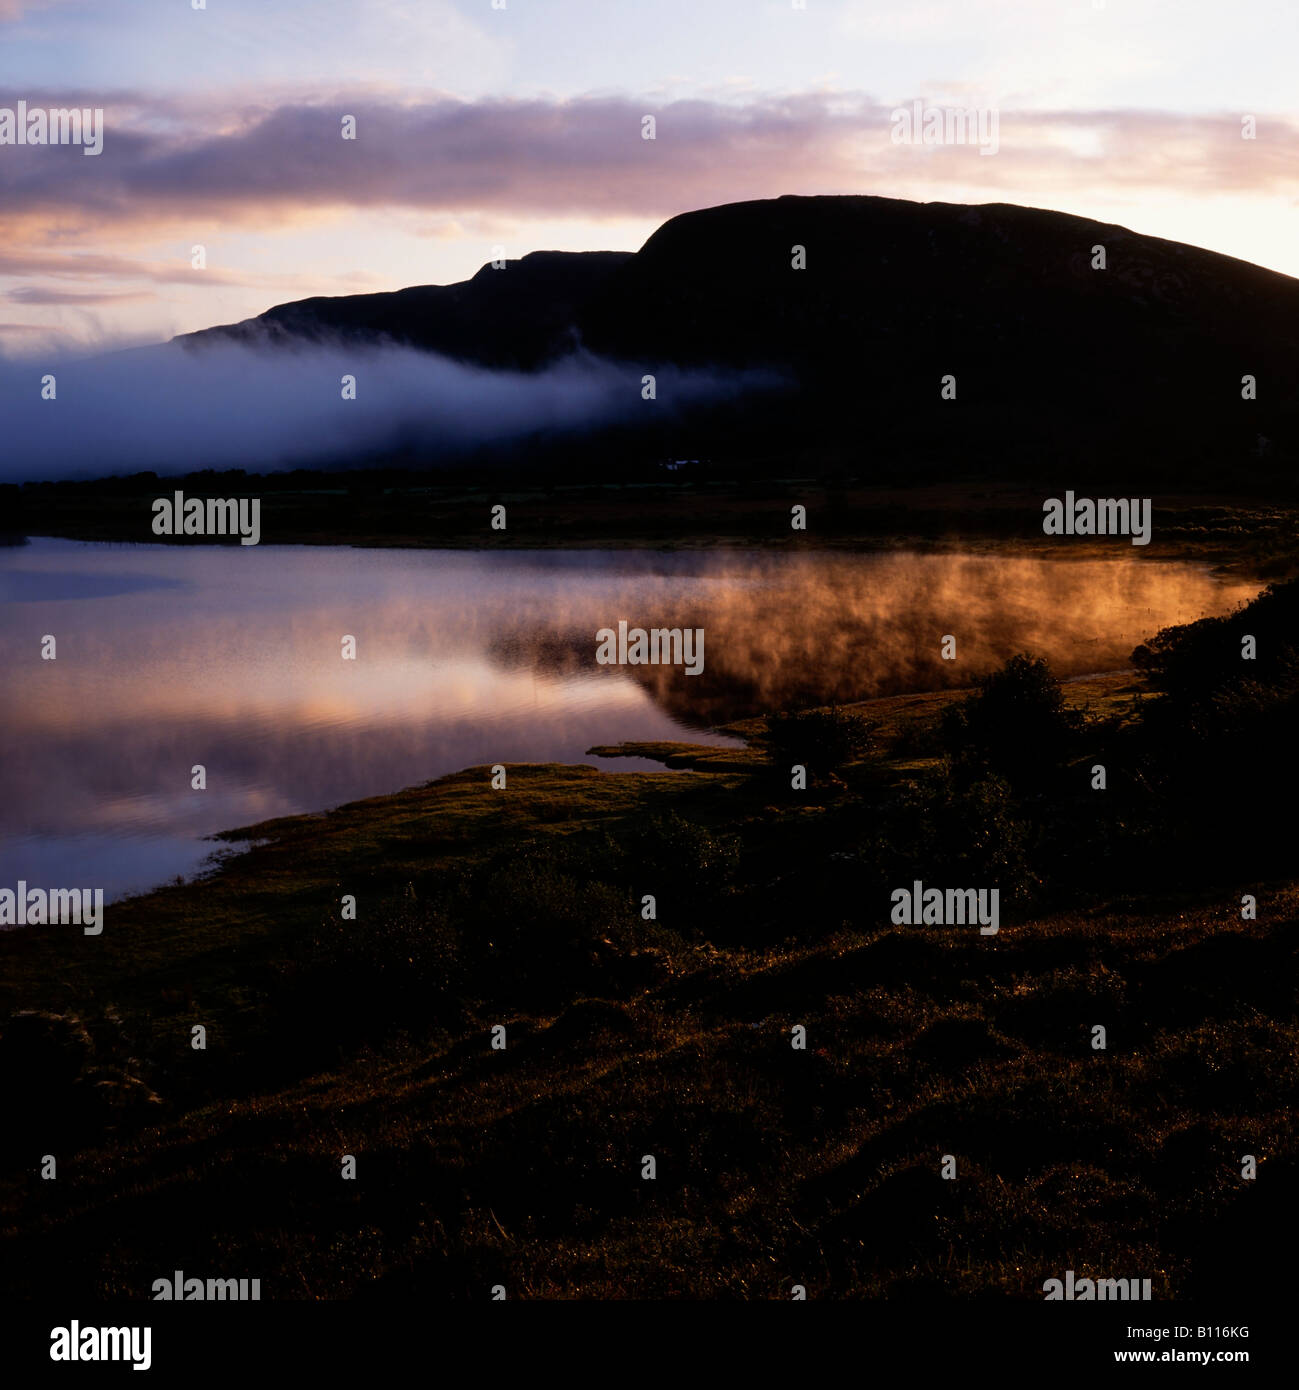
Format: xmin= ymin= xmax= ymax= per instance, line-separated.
xmin=179 ymin=196 xmax=1299 ymax=484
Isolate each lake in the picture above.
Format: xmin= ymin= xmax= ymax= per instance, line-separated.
xmin=0 ymin=539 xmax=1258 ymax=901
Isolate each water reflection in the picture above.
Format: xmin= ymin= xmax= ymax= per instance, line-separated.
xmin=0 ymin=540 xmax=1256 ymax=900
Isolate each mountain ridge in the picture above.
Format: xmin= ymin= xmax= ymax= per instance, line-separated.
xmin=176 ymin=195 xmax=1299 ymax=482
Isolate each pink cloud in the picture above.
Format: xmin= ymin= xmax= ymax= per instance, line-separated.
xmin=8 ymin=285 xmax=151 ymax=304
xmin=0 ymin=92 xmax=1291 ymax=230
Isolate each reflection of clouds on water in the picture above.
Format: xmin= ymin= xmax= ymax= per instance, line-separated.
xmin=0 ymin=569 xmax=190 ymax=602
xmin=0 ymin=539 xmax=1258 ymax=900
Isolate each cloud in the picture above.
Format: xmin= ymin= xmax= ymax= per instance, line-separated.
xmin=0 ymin=91 xmax=1293 ymax=232
xmin=9 ymin=285 xmax=150 ymax=304
xmin=0 ymin=244 xmax=267 ymax=286
xmin=0 ymin=337 xmax=778 ymax=482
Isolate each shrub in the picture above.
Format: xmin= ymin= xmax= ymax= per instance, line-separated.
xmin=879 ymin=768 xmax=1037 ymax=897
xmin=622 ymin=811 xmax=739 ymax=892
xmin=1132 ymin=578 xmax=1299 ymax=705
xmin=941 ymin=653 xmax=1080 ymax=792
xmin=766 ymin=705 xmax=875 ymax=777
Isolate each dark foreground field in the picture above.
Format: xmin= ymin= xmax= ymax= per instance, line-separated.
xmin=1 ymin=585 xmax=1297 ymax=1300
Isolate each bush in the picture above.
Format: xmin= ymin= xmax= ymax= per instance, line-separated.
xmin=624 ymin=811 xmax=739 ymax=887
xmin=617 ymin=811 xmax=742 ymax=930
xmin=469 ymin=853 xmax=631 ymax=963
xmin=766 ymin=705 xmax=875 ymax=777
xmin=1132 ymin=578 xmax=1299 ymax=705
xmin=941 ymin=654 xmax=1080 ymax=792
xmin=877 ymin=768 xmax=1037 ymax=897
xmin=1125 ymin=580 xmax=1299 ymax=874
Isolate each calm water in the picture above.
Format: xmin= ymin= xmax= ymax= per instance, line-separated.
xmin=0 ymin=539 xmax=1258 ymax=900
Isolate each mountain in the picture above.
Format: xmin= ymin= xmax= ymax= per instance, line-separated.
xmin=181 ymin=249 xmax=634 ymax=371
xmin=179 ymin=196 xmax=1299 ymax=485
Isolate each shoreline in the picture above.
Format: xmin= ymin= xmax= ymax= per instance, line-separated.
xmin=10 ymin=527 xmax=1289 ymax=587
xmin=6 ymin=668 xmax=1144 ymax=930
xmin=7 ymin=481 xmax=1298 ymax=580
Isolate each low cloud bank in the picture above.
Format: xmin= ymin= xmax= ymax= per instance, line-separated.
xmin=0 ymin=338 xmax=777 ymax=482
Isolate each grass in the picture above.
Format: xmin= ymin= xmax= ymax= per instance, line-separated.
xmin=0 ymin=672 xmax=1294 ymax=1301
xmin=12 ymin=476 xmax=1299 ymax=578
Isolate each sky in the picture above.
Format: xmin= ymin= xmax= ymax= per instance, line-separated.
xmin=1 ymin=0 xmax=1297 ymax=353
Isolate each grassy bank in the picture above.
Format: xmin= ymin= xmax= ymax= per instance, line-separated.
xmin=2 ymin=653 xmax=1294 ymax=1300
xmin=7 ymin=474 xmax=1299 ymax=577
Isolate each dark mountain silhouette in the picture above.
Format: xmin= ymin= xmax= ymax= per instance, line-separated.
xmin=182 ymin=249 xmax=633 ymax=371
xmin=179 ymin=195 xmax=1299 ymax=486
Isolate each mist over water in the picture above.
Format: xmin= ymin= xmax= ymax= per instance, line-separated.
xmin=481 ymin=550 xmax=1261 ymax=725
xmin=0 ymin=339 xmax=771 ymax=481
xmin=0 ymin=540 xmax=1256 ymax=901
